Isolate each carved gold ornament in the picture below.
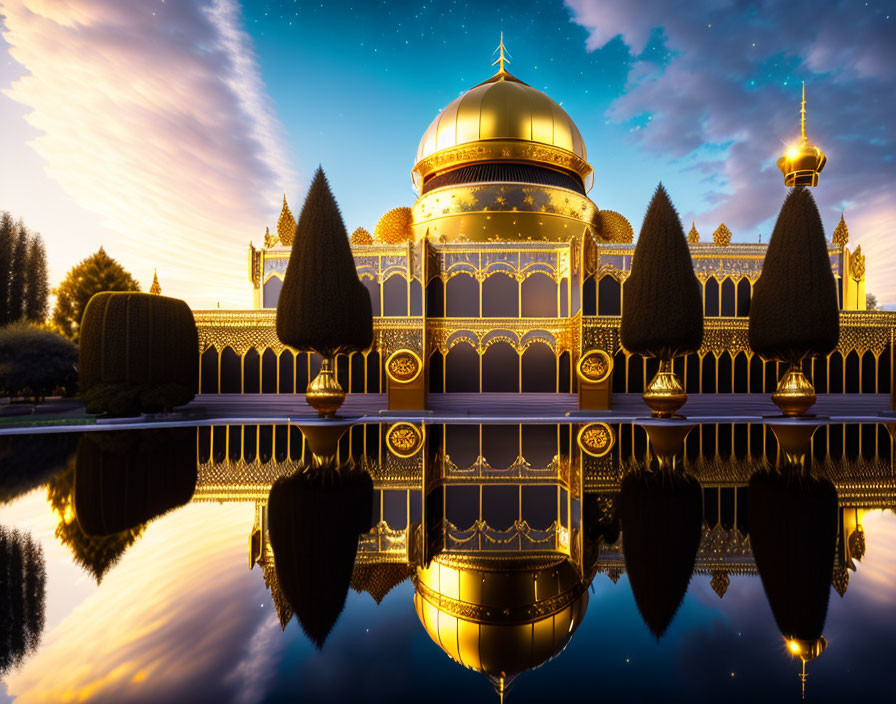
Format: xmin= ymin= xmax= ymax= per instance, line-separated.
xmin=386 ymin=422 xmax=424 ymax=458
xmin=576 ymin=350 xmax=613 ymax=384
xmin=375 ymin=207 xmax=414 ymax=244
xmin=577 ymin=422 xmax=615 ymax=458
xmin=277 ymin=195 xmax=296 ymax=246
xmin=351 ymin=227 xmax=373 ymax=245
xmin=688 ymin=222 xmax=700 ymax=244
xmin=385 ymin=349 xmax=423 ymax=384
xmin=598 ymin=210 xmax=634 ymax=243
xmin=850 ymin=245 xmax=865 ymax=282
xmin=832 ymin=214 xmax=849 ymax=248
xmin=712 ymin=223 xmax=732 ymax=246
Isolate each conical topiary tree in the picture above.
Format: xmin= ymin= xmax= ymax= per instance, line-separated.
xmin=276 ymin=167 xmax=373 ymax=417
xmin=749 ymin=188 xmax=839 ymax=415
xmin=621 ymin=184 xmax=703 ymax=416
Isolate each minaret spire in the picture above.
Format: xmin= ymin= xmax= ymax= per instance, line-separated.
xmin=492 ymin=32 xmax=511 ymax=75
xmin=800 ymin=81 xmax=807 ymax=142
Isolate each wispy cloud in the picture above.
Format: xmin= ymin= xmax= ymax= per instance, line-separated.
xmin=566 ymin=0 xmax=896 ymax=304
xmin=1 ymin=0 xmax=294 ymax=308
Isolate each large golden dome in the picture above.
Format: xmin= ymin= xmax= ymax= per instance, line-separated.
xmin=408 ymin=40 xmax=599 ymax=243
xmin=414 ymin=73 xmax=587 ymax=170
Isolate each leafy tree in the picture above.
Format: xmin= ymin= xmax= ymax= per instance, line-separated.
xmin=276 ymin=167 xmax=372 ymax=357
xmin=25 ymin=234 xmax=49 ymax=323
xmin=52 ymin=247 xmax=139 ymax=342
xmin=749 ymin=188 xmax=839 ymax=363
xmin=621 ymin=184 xmax=703 ymax=359
xmin=0 ymin=526 xmax=47 ymax=675
xmin=6 ymin=224 xmax=28 ymax=324
xmin=0 ymin=322 xmax=78 ymax=402
xmin=0 ymin=211 xmax=13 ymax=326
xmin=866 ymin=293 xmax=879 ymax=310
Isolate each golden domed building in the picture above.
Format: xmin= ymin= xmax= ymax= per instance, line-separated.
xmin=200 ymin=40 xmax=891 ymax=406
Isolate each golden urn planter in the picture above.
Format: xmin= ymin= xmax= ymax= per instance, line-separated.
xmin=643 ymin=358 xmax=687 ymax=418
xmin=305 ymin=356 xmax=345 ymax=418
xmin=772 ymin=361 xmax=816 ymax=417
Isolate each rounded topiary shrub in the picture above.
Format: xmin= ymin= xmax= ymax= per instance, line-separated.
xmin=749 ymin=188 xmax=839 ymax=363
xmin=79 ymin=292 xmax=198 ymax=415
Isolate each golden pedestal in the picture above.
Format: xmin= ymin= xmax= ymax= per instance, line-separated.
xmin=576 ymin=350 xmax=613 ymax=411
xmin=385 ymin=349 xmax=427 ymax=411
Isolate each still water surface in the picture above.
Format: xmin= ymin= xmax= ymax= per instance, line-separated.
xmin=1 ymin=422 xmax=895 ymax=703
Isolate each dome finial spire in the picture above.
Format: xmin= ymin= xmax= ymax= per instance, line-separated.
xmin=492 ymin=32 xmax=511 ymax=75
xmin=800 ymin=81 xmax=807 ymax=142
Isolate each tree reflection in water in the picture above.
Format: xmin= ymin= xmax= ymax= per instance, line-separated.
xmin=618 ymin=463 xmax=703 ymax=638
xmin=267 ymin=461 xmax=374 ymax=648
xmin=48 ymin=429 xmax=196 ymax=583
xmin=0 ymin=526 xmax=47 ymax=675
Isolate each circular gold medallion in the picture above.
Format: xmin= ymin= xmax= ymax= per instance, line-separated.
xmin=385 ymin=349 xmax=423 ymax=384
xmin=386 ymin=422 xmax=424 ymax=458
xmin=577 ymin=423 xmax=615 ymax=458
xmin=576 ymin=350 xmax=613 ymax=384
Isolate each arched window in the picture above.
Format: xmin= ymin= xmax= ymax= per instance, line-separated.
xmin=721 ymin=278 xmax=736 ymax=317
xmin=409 ymin=279 xmax=423 ymax=316
xmin=482 ymin=341 xmax=520 ymax=392
xmin=429 ymin=350 xmax=444 ymax=393
xmin=200 ymin=348 xmax=218 ymax=394
xmin=263 ymin=276 xmax=282 ymax=308
xmin=261 ymin=349 xmax=277 ymax=393
xmin=845 ymin=351 xmax=860 ymax=393
xmin=736 ymin=278 xmax=751 ymax=317
xmin=426 ymin=277 xmax=444 ymax=317
xmin=704 ymin=278 xmax=720 ymax=317
xmin=861 ymin=351 xmax=877 ymax=393
xmin=482 ymin=273 xmax=519 ymax=317
xmin=560 ymin=279 xmax=569 ymax=317
xmin=445 ymin=273 xmax=479 ymax=317
xmin=295 ymin=352 xmax=309 ymax=392
xmin=221 ymin=347 xmax=241 ymax=393
xmin=363 ymin=277 xmax=381 ymax=316
xmin=597 ymin=276 xmax=621 ymax=316
xmin=749 ymin=354 xmax=764 ymax=394
xmin=278 ymin=351 xmax=295 ymax=393
xmin=701 ymin=353 xmax=716 ymax=393
xmin=878 ymin=348 xmax=891 ymax=394
xmin=613 ymin=351 xmax=627 ymax=393
xmin=382 ymin=275 xmax=408 ymax=316
xmin=685 ymin=353 xmax=700 ymax=395
xmin=244 ymin=349 xmax=260 ymax=393
xmin=350 ymin=352 xmax=365 ymax=393
xmin=828 ymin=353 xmax=844 ymax=393
xmin=582 ymin=276 xmax=596 ymax=316
xmin=521 ymin=272 xmax=558 ymax=317
xmin=366 ymin=351 xmax=380 ymax=393
xmin=718 ymin=351 xmax=733 ymax=393
xmin=559 ymin=351 xmax=572 ymax=393
xmin=445 ymin=342 xmax=479 ymax=392
xmin=521 ymin=342 xmax=556 ymax=392
xmin=733 ymin=353 xmax=748 ymax=393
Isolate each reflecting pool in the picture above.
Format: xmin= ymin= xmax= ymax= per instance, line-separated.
xmin=2 ymin=421 xmax=896 ymax=702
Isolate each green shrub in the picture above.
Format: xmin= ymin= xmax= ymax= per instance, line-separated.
xmin=621 ymin=184 xmax=703 ymax=358
xmin=79 ymin=292 xmax=198 ymax=415
xmin=749 ymin=188 xmax=840 ymax=363
xmin=0 ymin=322 xmax=77 ymax=400
xmin=276 ymin=167 xmax=373 ymax=357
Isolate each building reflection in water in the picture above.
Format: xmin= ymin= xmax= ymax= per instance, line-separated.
xmin=191 ymin=420 xmax=896 ymax=699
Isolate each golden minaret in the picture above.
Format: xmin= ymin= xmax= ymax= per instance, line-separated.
xmin=776 ymin=82 xmax=827 ymax=187
xmin=149 ymin=269 xmax=161 ymax=295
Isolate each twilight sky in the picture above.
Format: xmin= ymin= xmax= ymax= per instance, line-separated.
xmin=1 ymin=0 xmax=894 ymax=309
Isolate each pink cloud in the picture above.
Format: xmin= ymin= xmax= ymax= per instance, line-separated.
xmin=1 ymin=0 xmax=294 ymax=308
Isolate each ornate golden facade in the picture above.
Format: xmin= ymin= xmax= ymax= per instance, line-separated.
xmin=197 ymin=44 xmax=889 ymax=402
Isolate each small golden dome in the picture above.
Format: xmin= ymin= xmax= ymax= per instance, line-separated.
xmin=598 ymin=210 xmax=634 ymax=243
xmin=713 ymin=223 xmax=732 ymax=246
xmin=350 ymin=227 xmax=373 ymax=245
xmin=374 ymin=207 xmax=414 ymax=244
xmin=687 ymin=221 xmax=700 ymax=244
xmin=776 ymin=83 xmax=826 ymax=187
